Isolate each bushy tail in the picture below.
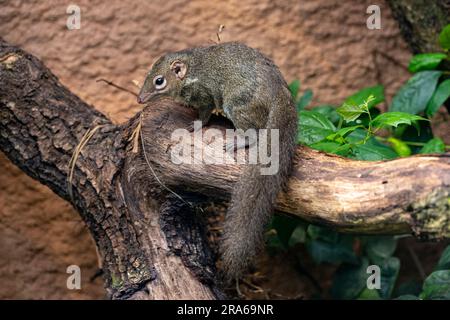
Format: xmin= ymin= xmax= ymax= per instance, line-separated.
xmin=221 ymin=95 xmax=297 ymax=280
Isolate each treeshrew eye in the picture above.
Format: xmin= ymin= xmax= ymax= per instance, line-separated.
xmin=153 ymin=75 xmax=167 ymax=90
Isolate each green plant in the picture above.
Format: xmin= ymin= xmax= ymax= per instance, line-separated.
xmin=267 ymin=24 xmax=450 ymax=300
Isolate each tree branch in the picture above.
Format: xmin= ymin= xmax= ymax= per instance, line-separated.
xmin=137 ymin=100 xmax=450 ymax=239
xmin=1 ymin=38 xmax=449 ymax=299
xmin=0 ymin=38 xmax=219 ymax=300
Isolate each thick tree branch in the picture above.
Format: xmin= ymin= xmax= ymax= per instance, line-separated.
xmin=1 ymin=38 xmax=449 ymax=299
xmin=0 ymin=39 xmax=218 ymax=300
xmin=137 ymin=100 xmax=450 ymax=239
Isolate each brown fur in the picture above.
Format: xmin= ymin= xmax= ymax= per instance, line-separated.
xmin=138 ymin=42 xmax=298 ymax=279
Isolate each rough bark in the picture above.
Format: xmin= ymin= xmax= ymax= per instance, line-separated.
xmin=1 ymin=38 xmax=449 ymax=299
xmin=135 ymin=100 xmax=450 ymax=238
xmin=0 ymin=39 xmax=218 ymax=300
xmin=387 ymin=0 xmax=450 ymax=54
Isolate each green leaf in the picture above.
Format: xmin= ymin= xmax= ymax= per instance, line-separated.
xmin=344 ymin=128 xmax=370 ymax=142
xmin=307 ymin=225 xmax=352 ymax=243
xmin=336 ymin=103 xmax=366 ymax=122
xmin=331 ymin=144 xmax=353 ymax=156
xmin=420 ymin=270 xmax=450 ymax=300
xmin=344 ymin=85 xmax=385 ymax=109
xmin=327 ymin=125 xmax=364 ymax=142
xmin=306 ymin=236 xmax=358 ymax=265
xmin=288 ymin=224 xmax=307 ymax=247
xmin=289 ymin=79 xmax=300 ymax=101
xmin=309 ymin=141 xmax=352 ymax=156
xmin=298 ymin=111 xmax=336 ymax=145
xmin=346 ymin=129 xmax=398 ymax=160
xmin=371 ymin=112 xmax=427 ymax=129
xmin=364 ymin=236 xmax=397 ymax=264
xmin=312 ymin=105 xmax=341 ymax=124
xmin=387 ymin=137 xmax=412 ymax=157
xmin=425 ymin=79 xmax=450 ymax=117
xmin=379 ymin=257 xmax=400 ymax=299
xmin=419 ymin=138 xmax=446 ymax=154
xmin=435 ymin=245 xmax=450 ymax=271
xmin=309 ymin=141 xmax=341 ymax=152
xmin=408 ymin=53 xmax=447 ymax=73
xmin=343 ymin=108 xmax=381 ymax=129
xmin=331 ymin=258 xmax=369 ymax=299
xmin=307 ymin=225 xmax=339 ymax=243
xmin=352 ymin=143 xmax=397 ymax=160
xmin=297 ymin=89 xmax=313 ymax=111
xmin=306 ymin=226 xmax=358 ymax=265
xmin=357 ymin=287 xmax=381 ymax=300
xmin=390 ymin=71 xmax=442 ymax=114
xmin=439 ymin=24 xmax=450 ymax=50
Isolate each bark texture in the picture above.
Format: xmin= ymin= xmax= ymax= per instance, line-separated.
xmin=387 ymin=0 xmax=450 ymax=54
xmin=135 ymin=100 xmax=450 ymax=238
xmin=1 ymin=38 xmax=449 ymax=299
xmin=0 ymin=39 xmax=218 ymax=300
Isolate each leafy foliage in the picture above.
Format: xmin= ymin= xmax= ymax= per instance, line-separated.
xmin=331 ymin=258 xmax=369 ymax=299
xmin=343 ymin=85 xmax=385 ymax=109
xmin=370 ymin=112 xmax=427 ymax=129
xmin=435 ymin=246 xmax=450 ymax=272
xmin=389 ymin=71 xmax=442 ymax=114
xmin=297 ymin=110 xmax=336 ymax=145
xmin=289 ymin=79 xmax=314 ymax=111
xmin=378 ymin=257 xmax=400 ymax=299
xmin=426 ymin=79 xmax=450 ymax=117
xmin=420 ymin=138 xmax=446 ymax=154
xmin=420 ymin=271 xmax=450 ymax=300
xmin=387 ymin=137 xmax=411 ymax=157
xmin=267 ymin=24 xmax=450 ymax=300
xmin=408 ymin=53 xmax=447 ymax=73
xmin=439 ymin=24 xmax=450 ymax=50
xmin=306 ymin=225 xmax=358 ymax=265
xmin=363 ymin=236 xmax=397 ymax=265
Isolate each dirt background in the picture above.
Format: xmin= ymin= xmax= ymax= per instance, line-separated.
xmin=0 ymin=0 xmax=445 ymax=299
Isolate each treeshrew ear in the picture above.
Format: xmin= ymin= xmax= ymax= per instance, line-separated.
xmin=170 ymin=60 xmax=187 ymax=80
